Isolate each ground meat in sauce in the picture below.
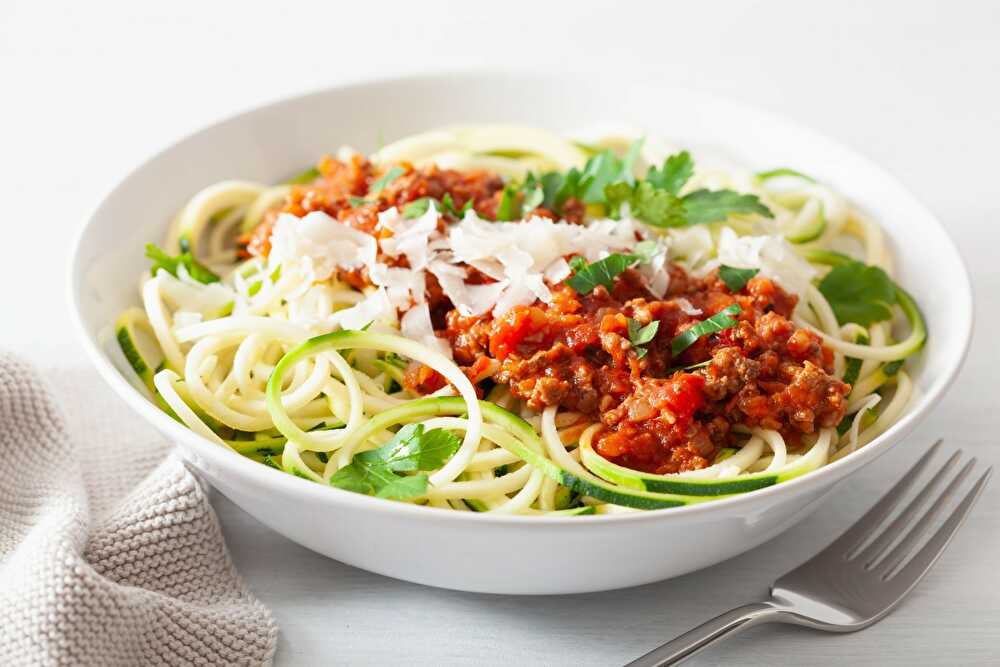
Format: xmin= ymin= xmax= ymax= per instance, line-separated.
xmin=240 ymin=156 xmax=850 ymax=476
xmin=444 ymin=272 xmax=848 ymax=474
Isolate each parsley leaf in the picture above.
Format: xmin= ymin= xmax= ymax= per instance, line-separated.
xmin=605 ymin=150 xmax=772 ymax=228
xmin=718 ymin=265 xmax=760 ymax=291
xmin=538 ymin=171 xmax=566 ymax=209
xmin=145 ymin=243 xmax=220 ymax=284
xmin=671 ymin=304 xmax=742 ymax=356
xmin=522 ymin=185 xmax=544 ymax=213
xmin=541 ymin=143 xmax=773 ymax=231
xmin=402 ymin=197 xmax=434 ymax=219
xmin=328 ymin=457 xmax=403 ymax=496
xmin=579 ymin=150 xmax=628 ymax=203
xmin=647 ymin=150 xmax=694 ymax=195
xmin=496 ymin=183 xmax=520 ymax=221
xmin=375 ymin=475 xmax=431 ymax=500
xmin=348 ymin=195 xmax=368 ymax=207
xmin=841 ymin=331 xmax=869 ymax=387
xmin=620 ymin=138 xmax=644 ymax=186
xmin=681 ymin=189 xmax=773 ymax=225
xmin=606 ymin=178 xmax=702 ymax=228
xmin=441 ymin=192 xmax=473 ymax=217
xmin=566 ymin=253 xmax=640 ymax=293
xmin=631 ymin=182 xmax=688 ymax=227
xmin=329 ymin=424 xmax=460 ymax=501
xmin=817 ymin=260 xmax=897 ymax=326
xmin=627 ymin=318 xmax=660 ymax=359
xmin=404 ymin=194 xmax=470 ymax=219
xmin=358 ymin=423 xmax=461 ymax=472
xmin=369 ymin=166 xmax=405 ymax=196
xmin=550 ymin=139 xmax=643 ymax=207
xmin=606 ymin=180 xmax=687 ymax=227
xmin=565 ymin=238 xmax=662 ymax=295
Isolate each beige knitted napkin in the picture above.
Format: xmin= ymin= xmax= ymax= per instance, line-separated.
xmin=0 ymin=353 xmax=278 ymax=666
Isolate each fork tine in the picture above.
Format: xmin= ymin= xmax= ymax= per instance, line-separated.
xmin=830 ymin=440 xmax=943 ymax=559
xmin=884 ymin=467 xmax=992 ymax=583
xmin=855 ymin=450 xmax=962 ymax=566
xmin=870 ymin=457 xmax=976 ymax=572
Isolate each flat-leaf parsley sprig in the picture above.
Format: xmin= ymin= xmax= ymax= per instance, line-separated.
xmin=329 ymin=423 xmax=461 ymax=500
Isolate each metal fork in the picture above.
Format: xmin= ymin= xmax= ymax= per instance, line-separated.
xmin=626 ymin=441 xmax=991 ymax=666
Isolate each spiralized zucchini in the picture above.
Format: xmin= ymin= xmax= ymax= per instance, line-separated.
xmin=113 ymin=124 xmax=925 ymax=515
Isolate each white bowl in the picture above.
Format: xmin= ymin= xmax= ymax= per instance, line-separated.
xmin=69 ymin=72 xmax=972 ymax=594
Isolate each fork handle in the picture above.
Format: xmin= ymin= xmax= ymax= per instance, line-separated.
xmin=624 ymin=601 xmax=784 ymax=666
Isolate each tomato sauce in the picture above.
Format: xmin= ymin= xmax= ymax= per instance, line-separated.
xmin=241 ymin=156 xmax=850 ymax=475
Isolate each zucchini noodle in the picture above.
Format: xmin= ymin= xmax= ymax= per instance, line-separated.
xmin=113 ymin=124 xmax=926 ymax=516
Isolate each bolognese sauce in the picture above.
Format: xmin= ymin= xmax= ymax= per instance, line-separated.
xmin=241 ymin=155 xmax=849 ymax=477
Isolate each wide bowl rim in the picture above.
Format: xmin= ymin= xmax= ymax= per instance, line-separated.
xmin=68 ymin=69 xmax=974 ymax=526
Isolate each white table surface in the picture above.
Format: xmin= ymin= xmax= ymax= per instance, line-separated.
xmin=3 ymin=1 xmax=999 ymax=664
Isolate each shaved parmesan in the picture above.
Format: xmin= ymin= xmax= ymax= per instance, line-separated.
xmin=330 ymin=288 xmax=395 ymax=330
xmin=377 ymin=204 xmax=440 ymax=270
xmin=429 ymin=261 xmax=509 ymax=317
xmin=400 ymin=303 xmax=452 ymax=358
xmin=715 ymin=228 xmax=816 ymax=298
xmin=446 ymin=212 xmax=644 ymax=315
xmin=268 ymin=206 xmax=666 ymax=324
xmin=675 ymin=298 xmax=702 ymax=316
xmin=667 ymin=226 xmax=714 ymax=266
xmin=269 ymin=211 xmax=376 ymax=281
xmin=635 ymin=237 xmax=670 ymax=298
xmin=368 ymin=262 xmax=425 ymax=309
xmin=156 ymin=271 xmax=235 ymax=318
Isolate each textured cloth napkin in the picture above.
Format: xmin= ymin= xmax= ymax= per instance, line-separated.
xmin=0 ymin=353 xmax=278 ymax=666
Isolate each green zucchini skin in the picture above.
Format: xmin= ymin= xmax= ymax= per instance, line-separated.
xmin=580 ymin=445 xmax=780 ymax=497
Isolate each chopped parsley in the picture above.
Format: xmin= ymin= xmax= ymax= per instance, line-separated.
xmin=666 ymin=359 xmax=712 ymax=373
xmin=626 ymin=318 xmax=660 ymax=359
xmin=647 ymin=150 xmax=694 ymax=194
xmin=564 ymin=239 xmax=661 ymax=295
xmin=328 ymin=423 xmax=460 ymax=500
xmin=681 ymin=189 xmax=773 ymax=225
xmin=841 ymin=331 xmax=870 ymax=387
xmin=718 ymin=265 xmax=760 ymax=292
xmin=547 ymin=140 xmax=644 ymax=207
xmin=522 ymin=185 xmax=544 ymax=213
xmin=536 ymin=143 xmax=771 ymax=229
xmin=441 ymin=192 xmax=473 ymax=217
xmin=566 ymin=253 xmax=641 ymax=294
xmin=145 ymin=243 xmax=219 ymax=284
xmin=403 ymin=194 xmax=472 ymax=219
xmin=402 ymin=197 xmax=435 ymax=218
xmin=496 ymin=183 xmax=521 ymax=221
xmin=818 ymin=260 xmax=896 ymax=326
xmin=369 ymin=166 xmax=405 ymax=196
xmin=671 ymin=304 xmax=742 ymax=356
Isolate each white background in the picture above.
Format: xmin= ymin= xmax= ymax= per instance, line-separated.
xmin=3 ymin=1 xmax=999 ymax=664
